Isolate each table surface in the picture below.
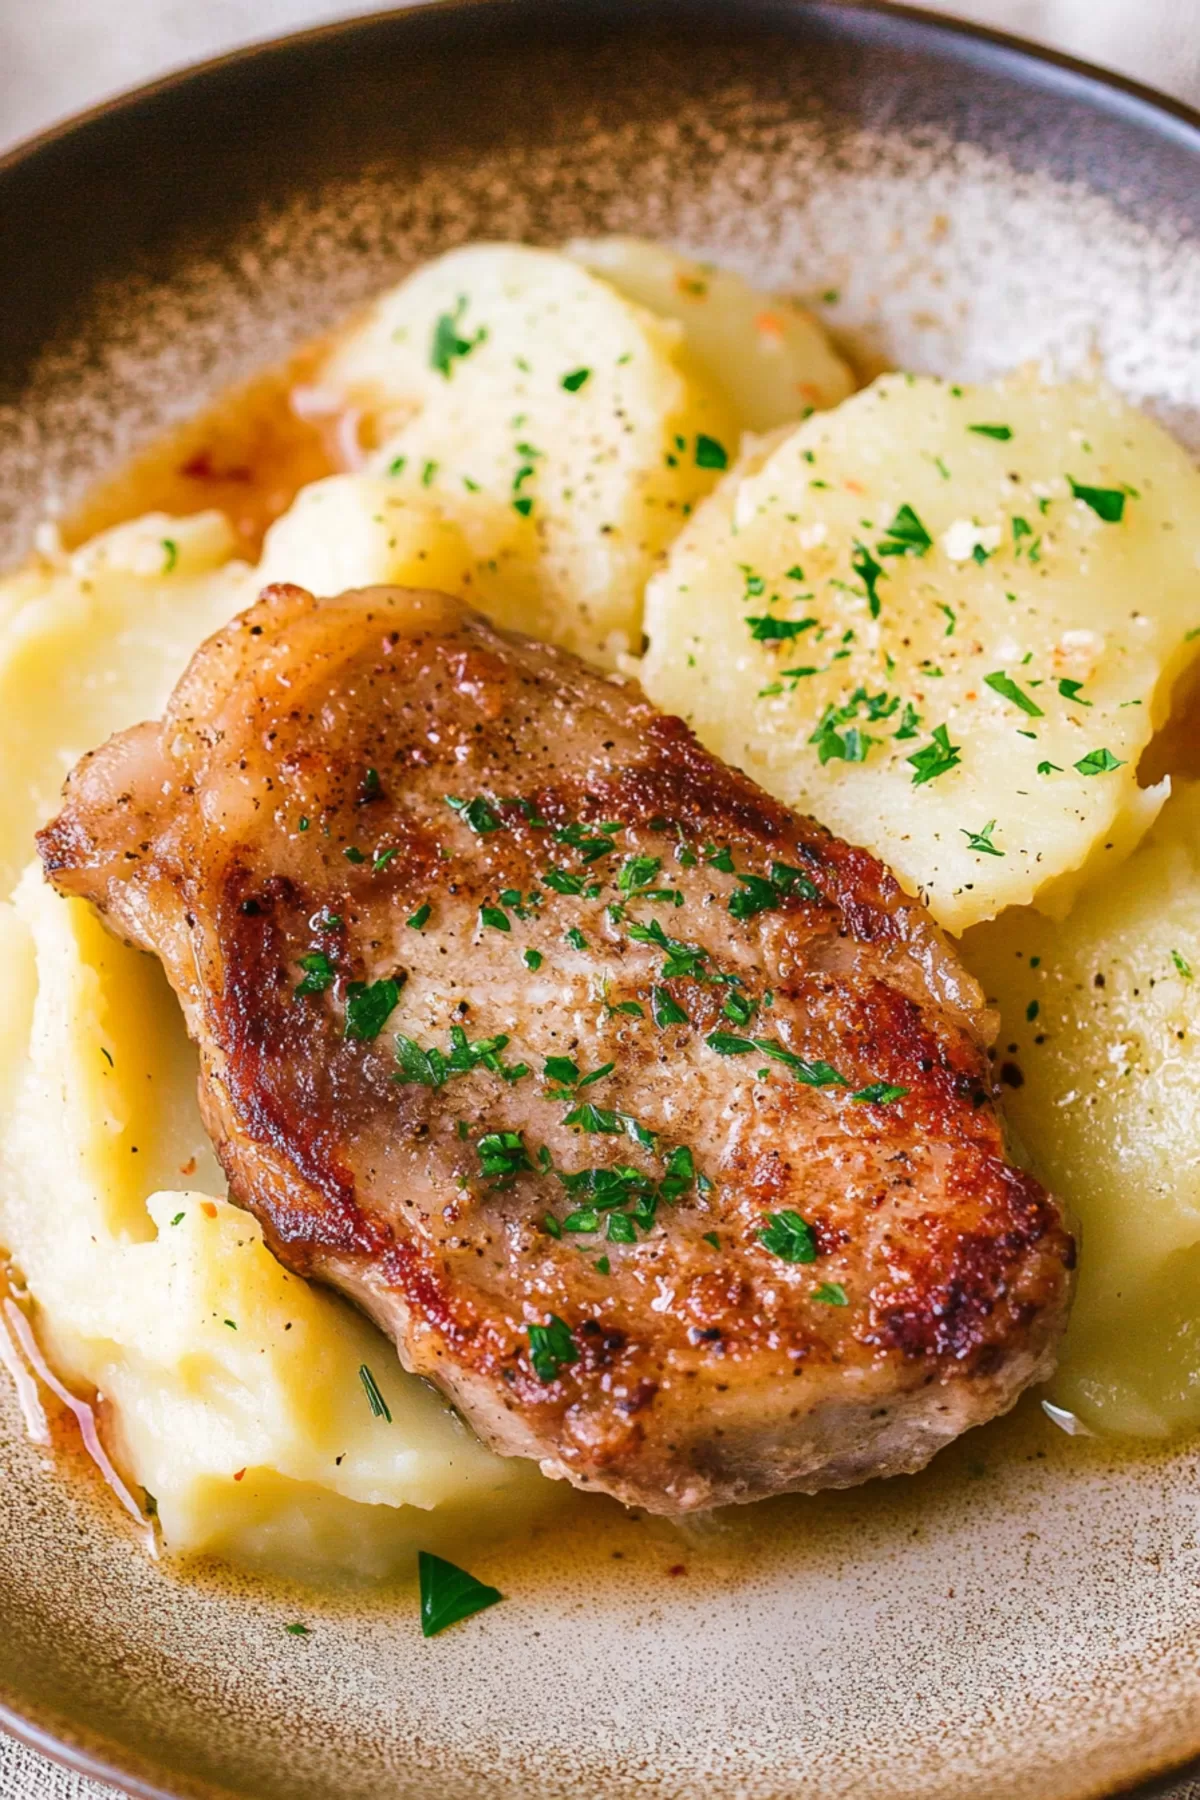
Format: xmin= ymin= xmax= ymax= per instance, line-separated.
xmin=1 ymin=0 xmax=1198 ymax=1796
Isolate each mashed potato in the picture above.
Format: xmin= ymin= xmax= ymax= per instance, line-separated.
xmin=0 ymin=509 xmax=548 ymax=1579
xmin=641 ymin=372 xmax=1200 ymax=934
xmin=961 ymin=781 xmax=1200 ymax=1439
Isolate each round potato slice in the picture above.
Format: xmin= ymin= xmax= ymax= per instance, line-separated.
xmin=0 ymin=511 xmax=250 ymax=898
xmin=961 ymin=781 xmax=1200 ymax=1438
xmin=641 ymin=372 xmax=1200 ymax=934
xmin=568 ymin=235 xmax=855 ymax=431
xmin=319 ymin=242 xmax=737 ymax=666
xmin=257 ymin=474 xmax=477 ymax=599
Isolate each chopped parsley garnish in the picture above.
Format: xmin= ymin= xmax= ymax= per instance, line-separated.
xmin=522 ymin=948 xmax=544 ymax=971
xmin=746 ymin=614 xmax=816 ymax=641
xmin=344 ymin=976 xmax=403 ymax=1041
xmin=894 ymin=702 xmax=922 ymax=740
xmin=651 ymin=985 xmax=689 ymax=1028
xmin=1068 ymin=478 xmax=1126 ymax=523
xmin=968 ymin=423 xmax=1012 ymax=440
xmin=555 ymin=821 xmax=618 ymax=862
xmin=722 ymin=990 xmax=757 ymax=1028
xmin=544 ymin=1056 xmax=614 ymax=1097
xmin=161 ymin=538 xmax=178 ymax=572
xmin=563 ymin=926 xmax=587 ymax=950
xmin=1171 ymin=950 xmax=1194 ymax=980
xmin=418 ymin=1551 xmax=502 ymax=1638
xmin=294 ymin=951 xmax=335 ymax=998
xmin=1026 ymin=1000 xmax=1039 ymax=1022
xmin=527 ymin=1314 xmax=578 ymax=1382
xmin=343 ymin=846 xmax=366 ymax=864
xmin=605 ymin=1212 xmax=637 ymax=1242
xmin=984 ymin=670 xmax=1044 ymax=717
xmin=561 ymin=367 xmax=591 ymax=392
xmin=170 ymin=1212 xmax=185 ymax=1227
xmin=808 ymin=687 xmax=899 ymax=766
xmin=851 ymin=540 xmax=885 ymax=617
xmin=850 ymin=1082 xmax=909 ymax=1105
xmin=702 ymin=1231 xmax=720 ymax=1250
xmin=542 ymin=867 xmax=586 ymax=896
xmin=960 ymin=819 xmax=1003 ymax=857
xmin=705 ymin=1033 xmax=849 ymax=1088
xmin=284 ymin=1622 xmax=311 ymax=1636
xmin=906 ymin=723 xmax=962 ymax=786
xmin=726 ymin=859 xmax=821 ymax=921
xmin=394 ymin=1026 xmax=527 ymax=1090
xmin=877 ymin=503 xmax=932 ymax=557
xmin=480 ymin=905 xmax=510 ymax=933
xmin=359 ymin=1363 xmax=392 ymax=1422
xmin=627 ymin=917 xmax=708 ymax=980
xmin=446 ymin=794 xmax=503 ymax=834
xmin=477 ymin=1130 xmax=533 ymax=1186
xmin=564 ymin=1102 xmax=656 ymax=1148
xmin=1037 ymin=760 xmax=1063 ymax=775
xmin=812 ymin=1282 xmax=848 ymax=1305
xmin=618 ymin=854 xmax=662 ymax=893
xmin=407 ymin=903 xmax=432 ymax=930
xmin=812 ymin=715 xmax=873 ymax=766
xmin=1074 ymin=748 xmax=1125 ymax=776
xmin=694 ymin=434 xmax=729 ymax=470
xmin=430 ymin=295 xmax=485 ymax=378
xmin=1058 ymin=678 xmax=1092 ymax=706
xmin=759 ymin=1210 xmax=818 ymax=1263
xmin=550 ymin=1141 xmax=698 ymax=1243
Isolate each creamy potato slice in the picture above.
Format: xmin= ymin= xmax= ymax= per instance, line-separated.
xmin=568 ymin=236 xmax=854 ymax=430
xmin=961 ymin=782 xmax=1200 ymax=1437
xmin=319 ymin=241 xmax=739 ymax=665
xmin=0 ymin=511 xmax=250 ymax=897
xmin=641 ymin=372 xmax=1200 ymax=934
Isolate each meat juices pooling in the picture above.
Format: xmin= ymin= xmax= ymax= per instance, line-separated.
xmin=38 ymin=584 xmax=1075 ymax=1512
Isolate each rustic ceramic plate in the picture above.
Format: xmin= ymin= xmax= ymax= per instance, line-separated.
xmin=3 ymin=4 xmax=1200 ymax=1796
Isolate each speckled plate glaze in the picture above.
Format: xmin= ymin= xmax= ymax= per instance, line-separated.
xmin=3 ymin=4 xmax=1200 ymax=1796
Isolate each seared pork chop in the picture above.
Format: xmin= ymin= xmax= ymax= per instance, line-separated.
xmin=39 ymin=583 xmax=1074 ymax=1511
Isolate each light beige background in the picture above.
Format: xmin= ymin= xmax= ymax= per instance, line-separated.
xmin=0 ymin=0 xmax=1198 ymax=1795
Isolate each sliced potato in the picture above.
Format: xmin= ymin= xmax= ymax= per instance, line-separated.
xmin=257 ymin=474 xmax=477 ymax=599
xmin=320 ymin=242 xmax=738 ymax=665
xmin=0 ymin=511 xmax=250 ymax=897
xmin=642 ymin=372 xmax=1200 ymax=934
xmin=568 ymin=235 xmax=855 ymax=430
xmin=961 ymin=781 xmax=1200 ymax=1437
